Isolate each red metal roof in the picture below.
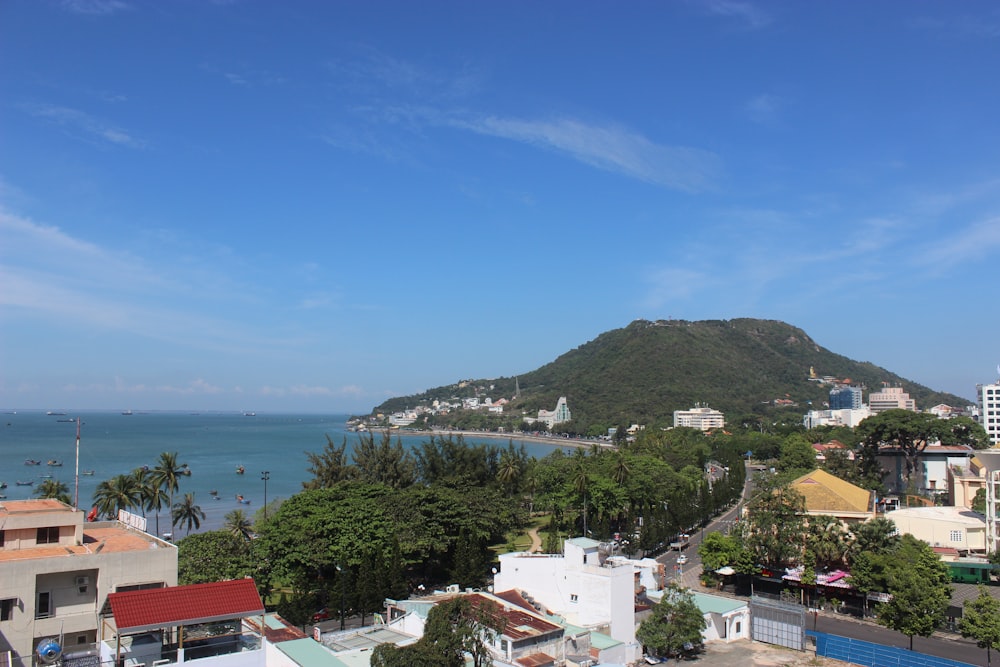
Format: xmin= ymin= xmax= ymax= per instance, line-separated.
xmin=108 ymin=579 xmax=264 ymax=633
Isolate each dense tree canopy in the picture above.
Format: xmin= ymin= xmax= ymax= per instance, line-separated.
xmin=637 ymin=583 xmax=707 ymax=659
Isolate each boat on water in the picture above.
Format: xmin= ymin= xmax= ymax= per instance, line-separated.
xmin=0 ymin=481 xmax=7 ymax=489
xmin=236 ymin=465 xmax=245 ymax=475
xmin=235 ymin=494 xmax=250 ymax=504
xmin=24 ymin=459 xmax=41 ymax=465
xmin=46 ymin=411 xmax=66 ymax=416
xmin=39 ymin=473 xmax=53 ymax=479
xmin=122 ymin=409 xmax=133 ymax=416
xmin=80 ymin=470 xmax=95 ymax=476
xmin=47 ymin=460 xmax=62 ymax=466
xmin=16 ymin=480 xmax=34 ymax=486
xmin=244 ymin=411 xmax=256 ymax=417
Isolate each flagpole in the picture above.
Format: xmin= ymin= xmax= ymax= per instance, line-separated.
xmin=74 ymin=417 xmax=81 ymax=509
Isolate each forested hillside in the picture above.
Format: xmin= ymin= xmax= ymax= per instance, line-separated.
xmin=374 ymin=319 xmax=968 ymax=432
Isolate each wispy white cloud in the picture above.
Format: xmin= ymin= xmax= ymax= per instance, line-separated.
xmin=21 ymin=103 xmax=145 ymax=148
xmin=917 ymin=216 xmax=1000 ymax=269
xmin=910 ymin=14 xmax=1000 ymax=39
xmin=703 ymin=0 xmax=772 ymax=29
xmin=642 ymin=266 xmax=712 ymax=308
xmin=450 ymin=115 xmax=721 ymax=192
xmin=745 ymin=93 xmax=783 ymax=124
xmin=60 ymin=0 xmax=130 ymax=15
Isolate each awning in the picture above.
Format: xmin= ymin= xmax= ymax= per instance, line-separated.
xmin=108 ymin=579 xmax=264 ymax=634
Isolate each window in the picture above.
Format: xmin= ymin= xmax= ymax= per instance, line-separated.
xmin=950 ymin=530 xmax=963 ymax=542
xmin=36 ymin=592 xmax=51 ymax=619
xmin=0 ymin=530 xmax=4 ymax=547
xmin=735 ymin=621 xmax=742 ymax=635
xmin=37 ymin=527 xmax=59 ymax=544
xmin=1 ymin=598 xmax=15 ymax=621
xmin=570 ymin=594 xmax=578 ymax=603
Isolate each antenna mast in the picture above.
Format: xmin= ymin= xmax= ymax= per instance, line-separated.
xmin=74 ymin=417 xmax=81 ymax=509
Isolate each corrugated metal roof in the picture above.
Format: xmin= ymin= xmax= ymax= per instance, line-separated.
xmin=108 ymin=578 xmax=264 ymax=633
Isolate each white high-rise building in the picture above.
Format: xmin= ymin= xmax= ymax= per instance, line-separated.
xmin=868 ymin=385 xmax=916 ymax=413
xmin=978 ymin=379 xmax=1000 ymax=447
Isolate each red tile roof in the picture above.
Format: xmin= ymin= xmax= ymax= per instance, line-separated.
xmin=109 ymin=579 xmax=264 ymax=633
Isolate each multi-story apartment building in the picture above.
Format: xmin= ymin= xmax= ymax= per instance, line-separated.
xmin=829 ymin=386 xmax=863 ymax=410
xmin=978 ymin=380 xmax=1000 ymax=446
xmin=868 ymin=385 xmax=916 ymax=413
xmin=536 ymin=396 xmax=571 ymax=428
xmin=673 ymin=405 xmax=725 ymax=431
xmin=0 ymin=499 xmax=177 ymax=666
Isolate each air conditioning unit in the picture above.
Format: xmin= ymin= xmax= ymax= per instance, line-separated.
xmin=74 ymin=576 xmax=89 ymax=586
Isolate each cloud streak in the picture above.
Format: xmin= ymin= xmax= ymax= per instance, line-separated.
xmin=451 ymin=115 xmax=721 ymax=192
xmin=22 ymin=103 xmax=145 ymax=149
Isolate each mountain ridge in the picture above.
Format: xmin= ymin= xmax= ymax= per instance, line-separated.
xmin=373 ymin=318 xmax=969 ymax=431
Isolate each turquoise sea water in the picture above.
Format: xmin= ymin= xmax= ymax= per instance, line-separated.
xmin=0 ymin=410 xmax=567 ymax=536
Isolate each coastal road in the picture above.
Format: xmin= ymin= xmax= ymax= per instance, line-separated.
xmin=656 ymin=461 xmax=753 ymax=589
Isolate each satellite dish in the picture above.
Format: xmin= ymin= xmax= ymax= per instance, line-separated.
xmin=36 ymin=639 xmax=62 ymax=664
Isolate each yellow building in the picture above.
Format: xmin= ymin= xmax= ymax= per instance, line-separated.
xmin=789 ymin=469 xmax=875 ymax=524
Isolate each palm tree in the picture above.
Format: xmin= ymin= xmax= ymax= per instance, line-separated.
xmin=496 ymin=451 xmax=521 ymax=494
xmin=224 ymin=509 xmax=253 ymax=543
xmin=34 ymin=479 xmax=71 ymax=504
xmin=151 ymin=451 xmax=186 ymax=519
xmin=134 ymin=467 xmax=169 ymax=537
xmin=171 ymin=493 xmax=206 ymax=536
xmin=92 ymin=474 xmax=141 ymax=519
xmin=612 ymin=450 xmax=631 ymax=486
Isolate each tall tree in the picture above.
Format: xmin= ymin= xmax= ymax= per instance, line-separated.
xmin=177 ymin=531 xmax=255 ymax=585
xmin=224 ymin=509 xmax=253 ymax=542
xmin=172 ymin=492 xmax=206 ymax=536
xmin=740 ymin=476 xmax=806 ymax=569
xmin=636 ymin=583 xmax=707 ymax=659
xmin=303 ymin=435 xmax=354 ymax=489
xmin=352 ymin=431 xmax=416 ymax=489
xmin=135 ymin=466 xmax=169 ymax=537
xmin=151 ymin=451 xmax=187 ymax=521
xmin=33 ymin=479 xmax=71 ymax=504
xmin=92 ymin=474 xmax=141 ymax=519
xmin=856 ymin=409 xmax=946 ymax=490
xmin=959 ymin=585 xmax=1000 ymax=667
xmin=876 ymin=535 xmax=952 ymax=650
xmin=371 ymin=597 xmax=503 ymax=667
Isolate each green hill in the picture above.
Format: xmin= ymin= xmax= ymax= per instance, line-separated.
xmin=373 ymin=318 xmax=968 ymax=431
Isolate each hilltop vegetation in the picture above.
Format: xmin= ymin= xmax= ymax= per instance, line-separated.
xmin=374 ymin=319 xmax=967 ymax=433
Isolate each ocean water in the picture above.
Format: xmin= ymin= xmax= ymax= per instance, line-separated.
xmin=0 ymin=410 xmax=567 ymax=536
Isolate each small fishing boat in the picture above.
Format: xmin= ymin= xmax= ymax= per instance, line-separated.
xmin=39 ymin=473 xmax=53 ymax=479
xmin=235 ymin=494 xmax=250 ymax=505
xmin=209 ymin=489 xmax=218 ymax=495
xmin=0 ymin=481 xmax=7 ymax=489
xmin=80 ymin=470 xmax=95 ymax=476
xmin=47 ymin=460 xmax=62 ymax=467
xmin=16 ymin=480 xmax=34 ymax=486
xmin=236 ymin=465 xmax=245 ymax=475
xmin=25 ymin=459 xmax=41 ymax=465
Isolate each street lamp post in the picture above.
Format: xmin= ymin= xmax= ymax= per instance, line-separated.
xmin=261 ymin=471 xmax=270 ymax=521
xmin=336 ymin=564 xmax=346 ymax=631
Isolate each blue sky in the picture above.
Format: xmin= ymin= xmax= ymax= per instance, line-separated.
xmin=2 ymin=1 xmax=1000 ymax=414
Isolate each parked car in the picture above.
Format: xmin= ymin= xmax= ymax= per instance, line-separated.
xmin=311 ymin=607 xmax=330 ymax=622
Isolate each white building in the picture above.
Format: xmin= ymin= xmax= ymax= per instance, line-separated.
xmin=493 ymin=537 xmax=640 ymax=663
xmin=885 ymin=506 xmax=988 ymax=554
xmin=536 ymin=396 xmax=572 ymax=429
xmin=868 ymin=385 xmax=916 ymax=413
xmin=0 ymin=499 xmax=177 ymax=666
xmin=978 ymin=380 xmax=1000 ymax=446
xmin=644 ymin=589 xmax=749 ymax=644
xmin=673 ymin=406 xmax=725 ymax=431
xmin=802 ymin=407 xmax=871 ymax=429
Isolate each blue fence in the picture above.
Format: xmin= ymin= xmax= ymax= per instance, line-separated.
xmin=807 ymin=631 xmax=979 ymax=667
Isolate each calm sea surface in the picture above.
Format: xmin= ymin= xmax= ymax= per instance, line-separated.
xmin=0 ymin=411 xmax=567 ymax=536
